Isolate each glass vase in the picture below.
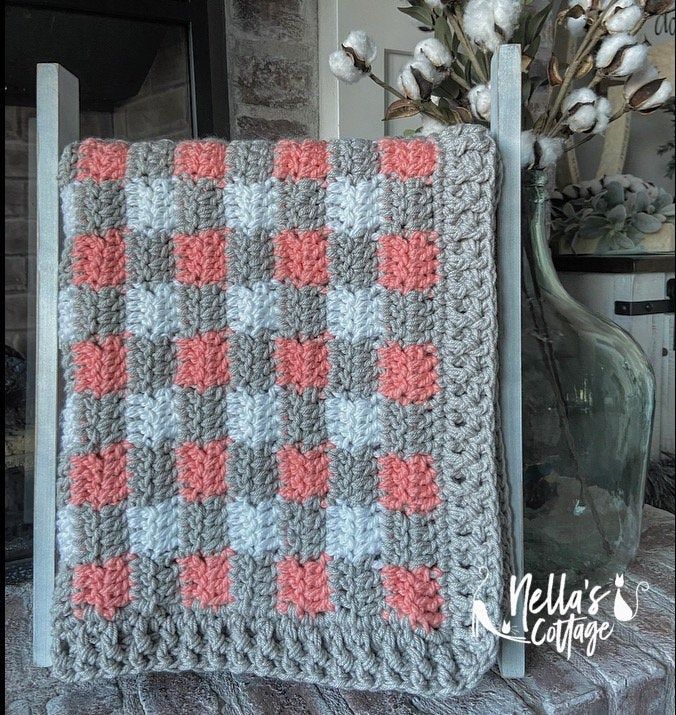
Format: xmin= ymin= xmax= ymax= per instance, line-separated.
xmin=521 ymin=170 xmax=655 ymax=585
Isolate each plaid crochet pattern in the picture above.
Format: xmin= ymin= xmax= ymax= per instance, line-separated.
xmin=54 ymin=125 xmax=505 ymax=696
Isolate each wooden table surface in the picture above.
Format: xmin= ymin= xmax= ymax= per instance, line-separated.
xmin=5 ymin=505 xmax=674 ymax=714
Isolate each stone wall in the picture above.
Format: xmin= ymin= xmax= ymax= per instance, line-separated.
xmin=225 ymin=0 xmax=319 ymax=140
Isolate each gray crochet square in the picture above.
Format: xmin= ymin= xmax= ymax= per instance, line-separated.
xmin=127 ymin=442 xmax=178 ymax=508
xmin=327 ymin=447 xmax=379 ymax=506
xmin=229 ymin=554 xmax=276 ymax=613
xmin=74 ymin=393 xmax=126 ymax=453
xmin=179 ymin=496 xmax=230 ymax=556
xmin=126 ymin=140 xmax=175 ymax=179
xmin=129 ymin=556 xmax=181 ymax=609
xmin=173 ymin=387 xmax=228 ymax=444
xmin=175 ymin=285 xmax=228 ymax=336
xmin=327 ymin=233 xmax=378 ymax=288
xmin=328 ymin=339 xmax=378 ymax=397
xmin=379 ymin=511 xmax=439 ymax=568
xmin=227 ymin=443 xmax=278 ymax=503
xmin=126 ymin=337 xmax=176 ymax=394
xmin=382 ymin=291 xmax=436 ymax=345
xmin=328 ymin=138 xmax=379 ymax=179
xmin=380 ymin=178 xmax=435 ymax=233
xmin=125 ymin=230 xmax=175 ymax=284
xmin=174 ymin=179 xmax=226 ymax=234
xmin=281 ymin=389 xmax=327 ymax=448
xmin=62 ymin=180 xmax=126 ymax=235
xmin=380 ymin=402 xmax=437 ymax=457
xmin=227 ymin=229 xmax=275 ymax=286
xmin=74 ymin=504 xmax=130 ymax=563
xmin=227 ymin=140 xmax=274 ymax=183
xmin=276 ymin=285 xmax=326 ymax=339
xmin=278 ymin=180 xmax=326 ymax=231
xmin=228 ymin=332 xmax=275 ymax=391
xmin=328 ymin=558 xmax=383 ymax=616
xmin=62 ymin=286 xmax=125 ymax=341
xmin=280 ymin=498 xmax=326 ymax=561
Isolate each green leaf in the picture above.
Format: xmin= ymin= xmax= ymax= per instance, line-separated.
xmin=398 ymin=5 xmax=434 ymax=25
xmin=604 ymin=182 xmax=624 ymax=206
xmin=434 ymin=16 xmax=454 ymax=50
xmin=631 ymin=212 xmax=663 ymax=233
xmin=607 ymin=204 xmax=627 ymax=224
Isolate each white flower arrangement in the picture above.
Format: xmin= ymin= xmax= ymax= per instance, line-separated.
xmin=328 ymin=0 xmax=675 ymax=168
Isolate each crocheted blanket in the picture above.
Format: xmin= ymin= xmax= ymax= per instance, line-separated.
xmin=54 ymin=125 xmax=504 ymax=696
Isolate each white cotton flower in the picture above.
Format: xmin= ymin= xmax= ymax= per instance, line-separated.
xmin=468 ymin=84 xmax=492 ymax=121
xmin=424 ymin=0 xmax=448 ymax=11
xmin=521 ymin=131 xmax=565 ymax=169
xmin=343 ymin=30 xmax=377 ymax=65
xmin=537 ymin=137 xmax=565 ymax=168
xmin=602 ymin=0 xmax=644 ymax=34
xmin=624 ymin=64 xmax=674 ymax=111
xmin=397 ymin=58 xmax=441 ymax=100
xmin=329 ymin=51 xmax=365 ymax=84
xmin=562 ymin=88 xmax=612 ymax=134
xmin=329 ymin=30 xmax=377 ymax=84
xmin=596 ymin=33 xmax=648 ymax=77
xmin=414 ymin=38 xmax=453 ymax=73
xmin=566 ymin=0 xmax=591 ymax=37
xmin=464 ymin=0 xmax=522 ymax=53
xmin=421 ymin=115 xmax=450 ymax=135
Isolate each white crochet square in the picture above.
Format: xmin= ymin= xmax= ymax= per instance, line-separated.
xmin=126 ymin=283 xmax=180 ymax=340
xmin=127 ymin=497 xmax=181 ymax=557
xmin=223 ymin=178 xmax=280 ymax=234
xmin=125 ymin=388 xmax=177 ymax=448
xmin=126 ymin=178 xmax=177 ymax=234
xmin=227 ymin=387 xmax=281 ymax=448
xmin=326 ymin=176 xmax=383 ymax=238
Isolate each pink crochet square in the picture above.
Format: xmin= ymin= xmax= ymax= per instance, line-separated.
xmin=274 ymin=229 xmax=329 ymax=287
xmin=174 ymin=230 xmax=228 ymax=286
xmin=69 ymin=442 xmax=130 ymax=510
xmin=278 ymin=444 xmax=330 ymax=503
xmin=76 ymin=139 xmax=128 ymax=182
xmin=175 ymin=331 xmax=230 ymax=393
xmin=273 ymin=140 xmax=329 ymax=181
xmin=72 ymin=555 xmax=133 ymax=620
xmin=378 ymin=231 xmax=439 ymax=293
xmin=277 ymin=554 xmax=334 ymax=618
xmin=381 ymin=565 xmax=444 ymax=631
xmin=72 ymin=229 xmax=126 ymax=289
xmin=174 ymin=141 xmax=228 ymax=180
xmin=378 ymin=343 xmax=439 ymax=404
xmin=378 ymin=138 xmax=437 ymax=180
xmin=378 ymin=453 xmax=440 ymax=515
xmin=178 ymin=549 xmax=235 ymax=611
xmin=176 ymin=439 xmax=229 ymax=502
xmin=275 ymin=336 xmax=329 ymax=392
xmin=73 ymin=335 xmax=127 ymax=398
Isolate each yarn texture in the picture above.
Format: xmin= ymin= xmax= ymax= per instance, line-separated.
xmin=53 ymin=125 xmax=505 ymax=696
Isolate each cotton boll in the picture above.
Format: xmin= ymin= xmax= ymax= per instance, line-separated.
xmin=414 ymin=38 xmax=453 ymax=73
xmin=493 ymin=0 xmax=522 ymax=40
xmin=421 ymin=115 xmax=450 ymax=135
xmin=592 ymin=96 xmax=613 ymax=133
xmin=603 ymin=0 xmax=643 ymax=34
xmin=397 ymin=58 xmax=440 ymax=100
xmin=625 ymin=65 xmax=674 ymax=111
xmin=343 ymin=30 xmax=377 ymax=65
xmin=566 ymin=0 xmax=591 ymax=35
xmin=464 ymin=0 xmax=502 ymax=53
xmin=424 ymin=0 xmax=448 ymax=11
xmin=329 ymin=50 xmax=366 ymax=84
xmin=596 ymin=34 xmax=648 ymax=77
xmin=536 ymin=137 xmax=565 ymax=168
xmin=521 ymin=130 xmax=536 ymax=168
xmin=468 ymin=84 xmax=492 ymax=121
xmin=562 ymin=88 xmax=611 ymax=134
